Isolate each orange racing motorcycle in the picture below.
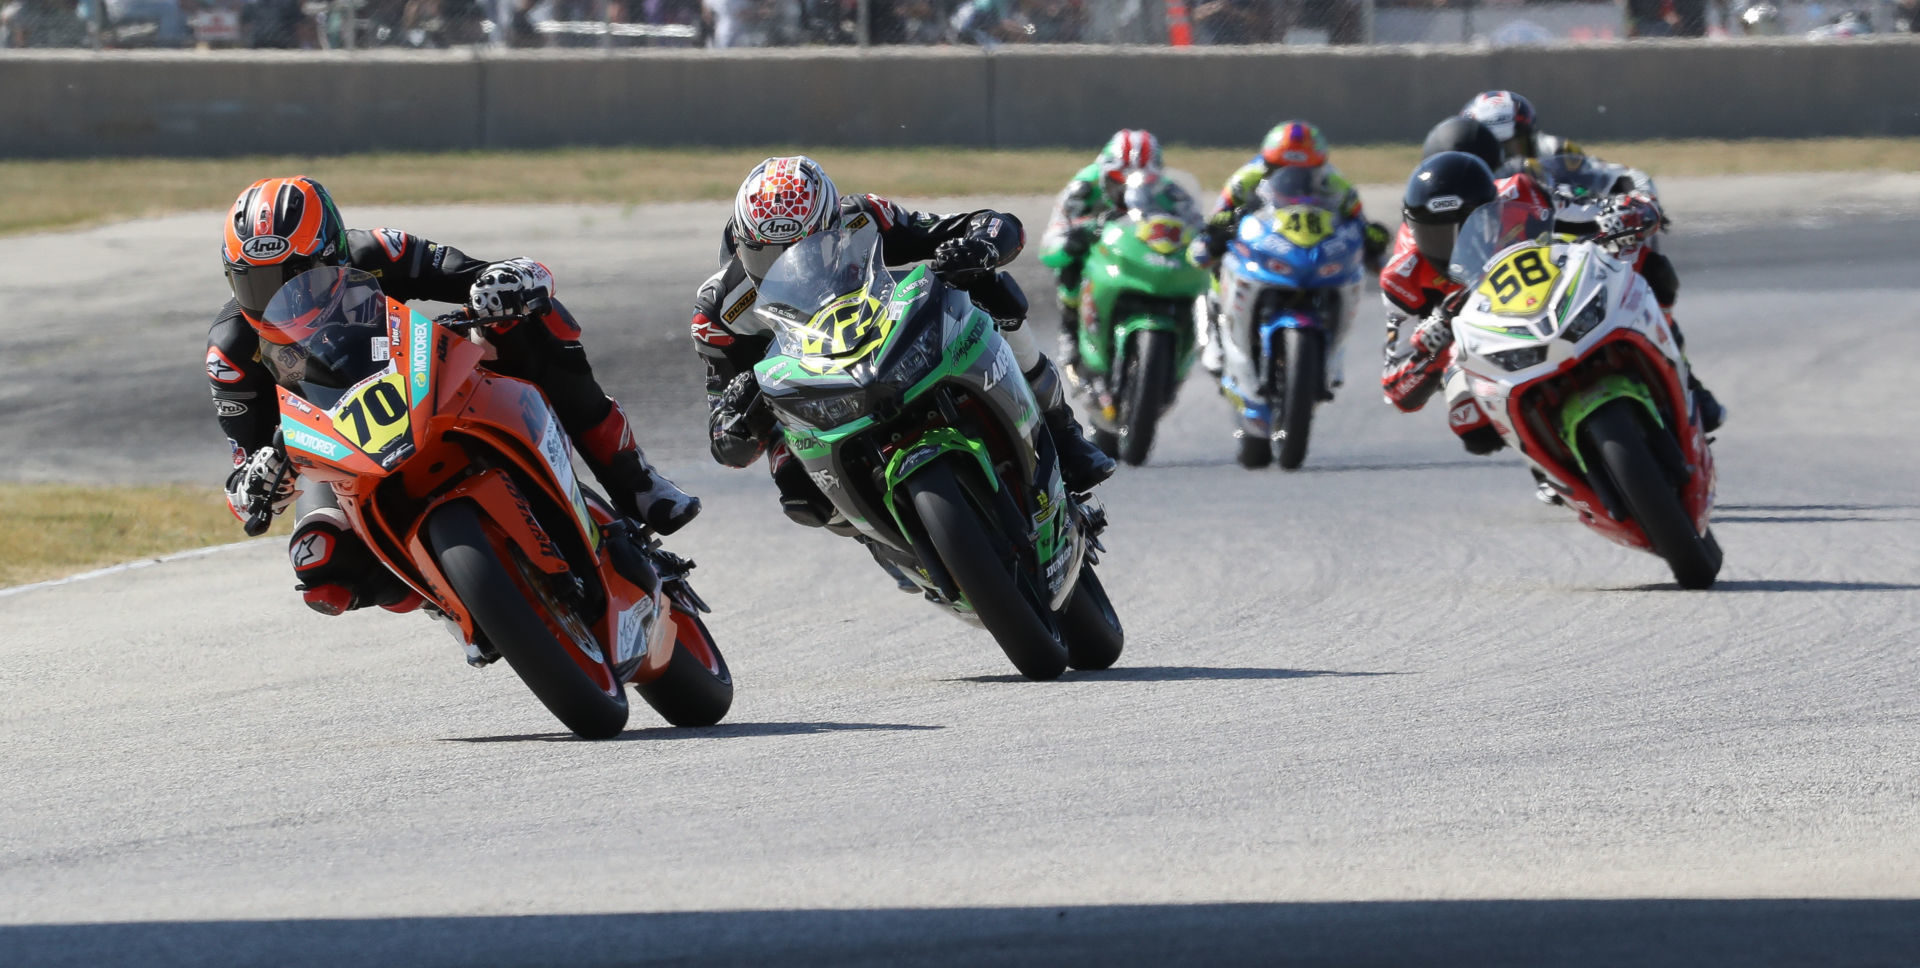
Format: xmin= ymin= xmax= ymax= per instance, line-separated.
xmin=242 ymin=267 xmax=731 ymax=738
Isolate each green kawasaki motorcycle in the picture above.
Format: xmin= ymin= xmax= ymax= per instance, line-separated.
xmin=749 ymin=219 xmax=1124 ymax=681
xmin=1042 ymin=184 xmax=1213 ymax=466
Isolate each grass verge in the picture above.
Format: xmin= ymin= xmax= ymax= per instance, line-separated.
xmin=5 ymin=138 xmax=1918 ymax=236
xmin=0 ymin=483 xmax=277 ymax=588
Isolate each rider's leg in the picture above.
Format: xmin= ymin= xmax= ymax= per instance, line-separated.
xmin=1004 ymin=320 xmax=1117 ymax=491
xmin=289 ymin=484 xmax=422 ymax=615
xmin=487 ymin=298 xmax=700 ymax=533
xmin=1642 ymin=251 xmax=1724 ymax=432
xmin=1442 ymin=361 xmax=1505 ymax=457
xmin=767 ymin=441 xmax=914 ymax=591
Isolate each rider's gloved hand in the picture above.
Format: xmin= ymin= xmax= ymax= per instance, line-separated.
xmin=1062 ymin=225 xmax=1095 ymax=258
xmin=225 ymin=447 xmax=298 ymax=519
xmin=1411 ymin=315 xmax=1455 ymax=357
xmin=715 ymin=371 xmax=773 ymax=441
xmin=1186 ymin=237 xmax=1216 ymax=269
xmin=1595 ymin=192 xmax=1662 ymax=254
xmin=468 ymin=258 xmax=555 ymax=318
xmin=931 ymin=238 xmax=998 ymax=287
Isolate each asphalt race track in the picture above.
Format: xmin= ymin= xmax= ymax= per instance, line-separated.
xmin=3 ymin=176 xmax=1918 ymax=966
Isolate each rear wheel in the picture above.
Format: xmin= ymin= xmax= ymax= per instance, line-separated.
xmin=1581 ymin=399 xmax=1721 ymax=590
xmin=632 ymin=607 xmax=733 ymax=727
xmin=426 ymin=501 xmax=629 ymax=739
xmin=1276 ymin=327 xmax=1324 ymax=471
xmin=908 ymin=460 xmax=1068 ymax=681
xmin=1117 ymin=329 xmax=1176 ymax=467
xmin=1058 ymin=566 xmax=1124 ymax=671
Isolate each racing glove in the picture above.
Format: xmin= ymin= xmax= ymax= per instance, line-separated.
xmin=468 ymin=258 xmax=556 ymax=319
xmin=930 ymin=238 xmax=999 ymax=287
xmin=1411 ymin=314 xmax=1455 ymax=357
xmin=225 ymin=447 xmax=298 ymax=520
xmin=714 ymin=371 xmax=774 ymax=442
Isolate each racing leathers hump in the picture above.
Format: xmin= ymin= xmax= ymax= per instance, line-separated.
xmin=691 ymin=193 xmax=1027 ymax=468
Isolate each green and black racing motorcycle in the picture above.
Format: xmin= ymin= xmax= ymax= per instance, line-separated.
xmin=746 ymin=219 xmax=1124 ymax=680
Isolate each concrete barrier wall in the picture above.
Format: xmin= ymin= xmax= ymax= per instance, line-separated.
xmin=3 ymin=39 xmax=1918 ymax=158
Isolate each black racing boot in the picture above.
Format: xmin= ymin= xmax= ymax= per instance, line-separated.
xmin=858 ymin=536 xmax=919 ymax=593
xmin=1689 ymin=374 xmax=1726 ymax=433
xmin=1027 ymin=356 xmax=1116 ymax=491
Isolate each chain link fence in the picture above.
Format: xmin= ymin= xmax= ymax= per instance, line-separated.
xmin=2 ymin=0 xmax=1914 ymax=49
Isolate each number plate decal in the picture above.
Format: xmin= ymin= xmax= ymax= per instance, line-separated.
xmin=329 ymin=372 xmax=413 ymax=455
xmin=1477 ymin=246 xmax=1560 ymax=316
xmin=1275 ymin=206 xmax=1336 ymax=247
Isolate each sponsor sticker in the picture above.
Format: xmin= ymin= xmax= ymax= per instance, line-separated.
xmin=1426 ymin=195 xmax=1463 ymax=213
xmin=721 ymin=288 xmax=758 ymax=324
xmin=240 ymin=235 xmax=291 ymax=261
xmin=215 ymin=400 xmax=248 ymax=417
xmin=370 ymin=337 xmax=390 ymax=362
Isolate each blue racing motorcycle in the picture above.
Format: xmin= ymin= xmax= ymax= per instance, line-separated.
xmin=1206 ymin=168 xmax=1367 ymax=469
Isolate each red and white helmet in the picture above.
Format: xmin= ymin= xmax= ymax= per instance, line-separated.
xmin=1097 ymin=129 xmax=1163 ymax=195
xmin=733 ymin=155 xmax=840 ymax=282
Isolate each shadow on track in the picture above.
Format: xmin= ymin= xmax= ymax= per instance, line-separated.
xmin=1717 ymin=503 xmax=1916 ymax=513
xmin=11 ymin=899 xmax=1917 ymax=968
xmin=1143 ymin=457 xmax=1496 ymax=474
xmin=1714 ymin=514 xmax=1916 ymax=524
xmin=942 ymin=666 xmax=1398 ymax=684
xmin=1598 ymin=579 xmax=1920 ymax=593
xmin=442 ymin=721 xmax=944 ymax=744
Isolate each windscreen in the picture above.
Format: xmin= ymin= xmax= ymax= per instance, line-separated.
xmin=257 ymin=266 xmax=393 ymax=407
xmin=1537 ymin=154 xmax=1622 ymax=203
xmin=1447 ymin=199 xmax=1557 ymax=286
xmin=752 ymin=221 xmax=894 ymax=359
xmin=1254 ymin=167 xmax=1330 ymax=210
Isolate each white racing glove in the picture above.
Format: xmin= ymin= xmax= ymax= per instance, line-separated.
xmin=225 ymin=447 xmax=299 ymax=519
xmin=468 ymin=258 xmax=557 ymax=318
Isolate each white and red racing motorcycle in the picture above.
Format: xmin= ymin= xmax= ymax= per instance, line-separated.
xmin=1445 ymin=199 xmax=1722 ymax=589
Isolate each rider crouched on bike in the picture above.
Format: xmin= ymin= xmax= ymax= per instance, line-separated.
xmin=1422 ymin=116 xmax=1723 ymax=431
xmin=1190 ymin=120 xmax=1392 ymax=375
xmin=1038 ymin=129 xmax=1199 ymax=377
xmin=691 ymin=156 xmax=1116 ymax=585
xmin=1378 ymin=154 xmax=1725 ymax=489
xmin=212 ymin=176 xmax=699 ymax=616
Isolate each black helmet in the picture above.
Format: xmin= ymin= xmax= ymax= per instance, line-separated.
xmin=1402 ymin=151 xmax=1498 ymax=268
xmin=1422 ymin=117 xmax=1503 ymax=174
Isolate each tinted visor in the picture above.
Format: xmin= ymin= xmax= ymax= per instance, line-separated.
xmin=737 ymin=238 xmax=790 ymax=284
xmin=1411 ymin=221 xmax=1460 ymax=267
xmin=227 ymin=255 xmax=321 ymax=322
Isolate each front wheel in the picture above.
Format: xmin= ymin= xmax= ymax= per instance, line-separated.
xmin=632 ymin=607 xmax=734 ymax=727
xmin=908 ymin=460 xmax=1068 ymax=680
xmin=1276 ymin=327 xmax=1324 ymax=471
xmin=426 ymin=500 xmax=630 ymax=739
xmin=1058 ymin=566 xmax=1124 ymax=670
xmin=1116 ymin=329 xmax=1176 ymax=467
xmin=1581 ymin=399 xmax=1721 ymax=589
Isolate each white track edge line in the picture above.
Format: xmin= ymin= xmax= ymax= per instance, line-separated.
xmin=0 ymin=538 xmax=269 ymax=599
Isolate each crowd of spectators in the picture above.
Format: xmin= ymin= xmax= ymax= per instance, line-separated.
xmin=5 ymin=0 xmax=1915 ymax=48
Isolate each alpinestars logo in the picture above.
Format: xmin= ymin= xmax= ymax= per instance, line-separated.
xmin=290 ymin=532 xmax=333 ymax=570
xmin=206 ymin=348 xmax=243 ymax=383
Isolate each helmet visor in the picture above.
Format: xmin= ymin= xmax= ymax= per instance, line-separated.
xmin=1411 ymin=221 xmax=1460 ymax=268
xmin=227 ymin=254 xmax=321 ymax=323
xmin=737 ymin=238 xmax=790 ymax=284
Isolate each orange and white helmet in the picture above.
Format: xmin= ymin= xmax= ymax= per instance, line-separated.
xmin=732 ymin=156 xmax=840 ymax=282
